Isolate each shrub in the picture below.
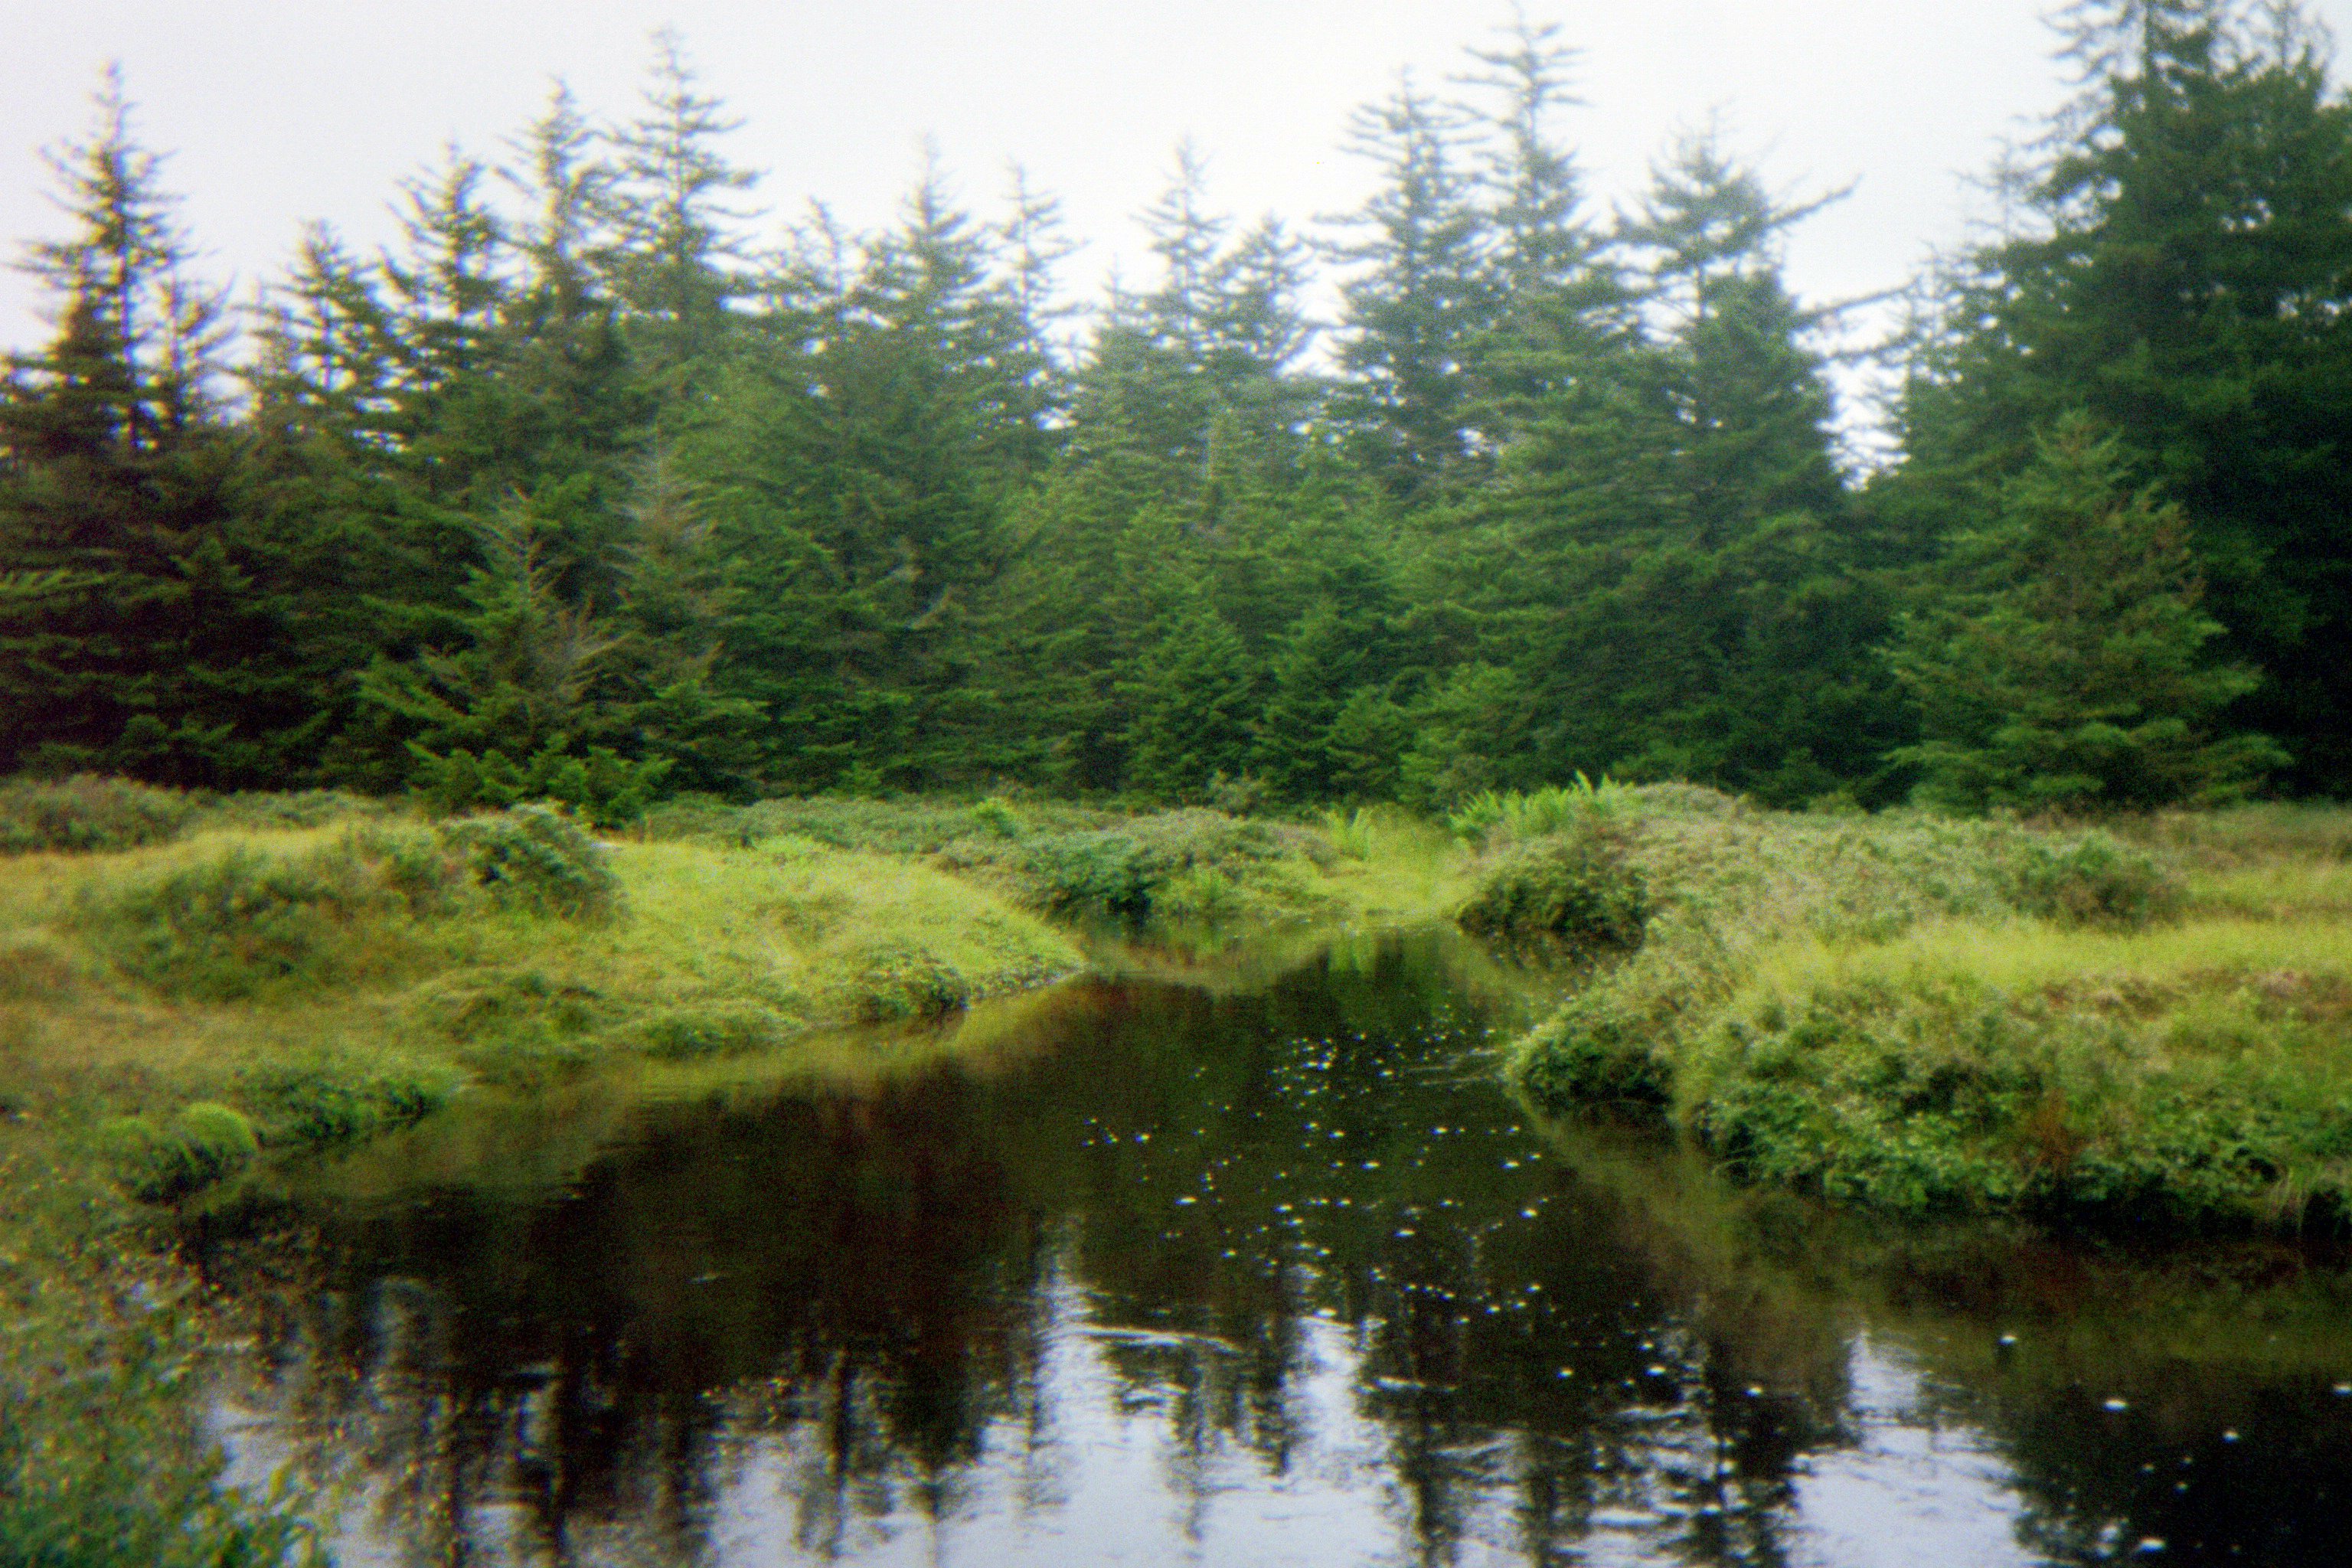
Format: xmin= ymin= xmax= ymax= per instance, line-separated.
xmin=1457 ymin=828 xmax=1651 ymax=946
xmin=1680 ymin=975 xmax=2351 ymax=1226
xmin=1516 ymin=1001 xmax=1677 ymax=1115
xmin=1503 ymin=808 xmax=2187 ymax=1125
xmin=439 ymin=805 xmax=618 ymax=919
xmin=1009 ymin=828 xmax=1160 ymax=916
xmin=100 ymin=1102 xmax=261 ymax=1200
xmin=966 ymin=796 xmax=1027 ymax=839
xmin=2004 ymin=831 xmax=2182 ymax=928
xmin=0 ymin=776 xmax=193 ymax=854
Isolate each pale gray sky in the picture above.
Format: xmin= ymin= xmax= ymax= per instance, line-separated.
xmin=5 ymin=0 xmax=2350 ymax=381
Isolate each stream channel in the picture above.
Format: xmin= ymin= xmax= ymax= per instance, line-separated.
xmin=194 ymin=929 xmax=2352 ymax=1566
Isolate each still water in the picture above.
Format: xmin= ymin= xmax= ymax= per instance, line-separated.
xmin=199 ymin=933 xmax=2352 ymax=1566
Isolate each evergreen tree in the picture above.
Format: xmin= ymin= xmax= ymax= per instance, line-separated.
xmin=1459 ymin=136 xmax=1901 ymax=802
xmin=0 ymin=71 xmax=295 ymax=785
xmin=691 ymin=165 xmax=1043 ymax=789
xmin=600 ymin=29 xmax=761 ymax=393
xmin=1328 ymin=75 xmax=1497 ymax=497
xmin=1898 ymin=0 xmax=2352 ymax=786
xmin=1889 ymin=414 xmax=2281 ymax=809
xmin=1126 ymin=603 xmax=1257 ymax=800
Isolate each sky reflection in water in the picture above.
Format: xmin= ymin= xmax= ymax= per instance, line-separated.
xmin=202 ymin=933 xmax=2352 ymax=1566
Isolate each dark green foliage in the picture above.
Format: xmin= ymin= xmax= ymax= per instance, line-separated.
xmin=1455 ymin=827 xmax=1651 ymax=946
xmin=1126 ymin=607 xmax=1257 ymax=801
xmin=0 ymin=77 xmax=305 ymax=790
xmin=438 ymin=804 xmax=618 ymax=919
xmin=1515 ymin=1000 xmax=1677 ymax=1115
xmin=1894 ymin=0 xmax=2352 ymax=790
xmin=7 ymin=14 xmax=2346 ymax=822
xmin=0 ymin=775 xmax=191 ymax=853
xmin=1890 ymin=417 xmax=2282 ymax=810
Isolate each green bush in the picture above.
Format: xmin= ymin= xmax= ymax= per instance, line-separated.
xmin=966 ymin=796 xmax=1027 ymax=839
xmin=439 ymin=805 xmax=617 ymax=919
xmin=416 ymin=968 xmax=615 ymax=1079
xmin=100 ymin=1102 xmax=261 ymax=1200
xmin=2004 ymin=831 xmax=2182 ymax=928
xmin=0 ymin=776 xmax=193 ymax=854
xmin=1010 ymin=828 xmax=1161 ymax=916
xmin=1516 ymin=1001 xmax=1677 ymax=1114
xmin=1456 ymin=829 xmax=1651 ymax=946
xmin=1504 ymin=805 xmax=2192 ymax=1134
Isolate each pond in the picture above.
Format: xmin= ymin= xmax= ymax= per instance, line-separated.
xmin=196 ymin=932 xmax=2352 ymax=1566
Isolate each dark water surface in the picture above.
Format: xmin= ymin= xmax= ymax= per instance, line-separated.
xmin=200 ymin=933 xmax=2352 ymax=1566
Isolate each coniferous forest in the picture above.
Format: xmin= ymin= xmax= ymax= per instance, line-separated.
xmin=6 ymin=1 xmax=2350 ymax=825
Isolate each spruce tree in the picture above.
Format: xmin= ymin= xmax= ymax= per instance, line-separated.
xmin=0 ymin=71 xmax=294 ymax=785
xmin=1327 ymin=75 xmax=1497 ymax=497
xmin=1890 ymin=414 xmax=2281 ymax=809
xmin=1899 ymin=0 xmax=2352 ymax=786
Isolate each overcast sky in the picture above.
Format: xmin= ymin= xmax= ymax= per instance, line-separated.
xmin=6 ymin=0 xmax=2351 ymax=381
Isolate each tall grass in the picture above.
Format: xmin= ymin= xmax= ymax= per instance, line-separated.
xmin=1506 ymin=795 xmax=2352 ymax=1231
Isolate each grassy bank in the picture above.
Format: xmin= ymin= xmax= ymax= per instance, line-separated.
xmin=0 ymin=786 xmax=1469 ymax=1211
xmin=0 ymin=778 xmax=1472 ymax=1560
xmin=1495 ymin=789 xmax=2352 ymax=1233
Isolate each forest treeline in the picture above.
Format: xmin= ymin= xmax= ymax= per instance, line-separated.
xmin=4 ymin=0 xmax=2348 ymax=823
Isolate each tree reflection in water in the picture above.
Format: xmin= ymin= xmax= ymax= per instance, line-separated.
xmin=198 ymin=935 xmax=2352 ymax=1566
